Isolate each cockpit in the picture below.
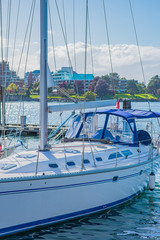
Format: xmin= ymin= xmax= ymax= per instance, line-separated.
xmin=65 ymin=109 xmax=160 ymax=146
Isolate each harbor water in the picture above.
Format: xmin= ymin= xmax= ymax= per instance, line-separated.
xmin=4 ymin=101 xmax=160 ymax=240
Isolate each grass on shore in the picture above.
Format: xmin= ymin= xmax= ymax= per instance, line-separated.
xmin=116 ymin=93 xmax=158 ymax=100
xmin=30 ymin=93 xmax=159 ymax=101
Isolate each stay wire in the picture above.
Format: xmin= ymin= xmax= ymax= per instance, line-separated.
xmin=82 ymin=0 xmax=88 ymax=170
xmin=16 ymin=0 xmax=35 ymax=76
xmin=72 ymin=0 xmax=81 ymax=100
xmin=16 ymin=0 xmax=35 ymax=125
xmin=3 ymin=0 xmax=11 ymax=143
xmin=4 ymin=0 xmax=12 ymax=126
xmin=6 ymin=0 xmax=20 ymax=123
xmin=62 ymin=0 xmax=68 ymax=45
xmin=48 ymin=0 xmax=57 ymax=72
xmin=18 ymin=0 xmax=36 ymax=122
xmin=11 ymin=0 xmax=20 ymax=71
xmin=129 ymin=0 xmax=146 ymax=85
xmin=102 ymin=0 xmax=115 ymax=95
xmin=55 ymin=0 xmax=81 ymax=103
xmin=87 ymin=8 xmax=94 ymax=76
xmin=73 ymin=0 xmax=76 ymax=72
xmin=0 ymin=0 xmax=3 ymax=64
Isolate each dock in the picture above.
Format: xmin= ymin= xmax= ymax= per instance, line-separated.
xmin=0 ymin=124 xmax=69 ymax=136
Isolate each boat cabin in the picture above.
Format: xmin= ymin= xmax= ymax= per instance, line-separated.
xmin=65 ymin=109 xmax=160 ymax=146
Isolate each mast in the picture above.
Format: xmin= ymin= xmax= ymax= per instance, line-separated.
xmin=40 ymin=0 xmax=48 ymax=150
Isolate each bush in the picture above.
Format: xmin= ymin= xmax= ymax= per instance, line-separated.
xmin=84 ymin=91 xmax=97 ymax=101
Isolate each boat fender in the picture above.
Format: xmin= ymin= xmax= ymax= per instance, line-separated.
xmin=149 ymin=172 xmax=155 ymax=191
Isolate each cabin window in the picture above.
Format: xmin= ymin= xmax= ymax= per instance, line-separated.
xmin=108 ymin=152 xmax=122 ymax=160
xmin=78 ymin=114 xmax=106 ymax=139
xmin=49 ymin=163 xmax=58 ymax=168
xmin=113 ymin=176 xmax=119 ymax=182
xmin=95 ymin=157 xmax=103 ymax=162
xmin=121 ymin=150 xmax=133 ymax=156
xmin=84 ymin=159 xmax=90 ymax=164
xmin=67 ymin=161 xmax=75 ymax=166
xmin=105 ymin=115 xmax=134 ymax=144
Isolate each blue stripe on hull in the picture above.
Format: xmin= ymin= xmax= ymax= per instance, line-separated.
xmin=0 ymin=169 xmax=149 ymax=196
xmin=0 ymin=191 xmax=140 ymax=237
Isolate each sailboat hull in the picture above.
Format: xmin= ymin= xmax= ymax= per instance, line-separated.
xmin=0 ymin=160 xmax=153 ymax=237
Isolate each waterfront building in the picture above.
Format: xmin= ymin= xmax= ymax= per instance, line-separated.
xmin=119 ymin=78 xmax=138 ymax=92
xmin=24 ymin=70 xmax=40 ymax=87
xmin=52 ymin=67 xmax=94 ymax=91
xmin=0 ymin=61 xmax=22 ymax=87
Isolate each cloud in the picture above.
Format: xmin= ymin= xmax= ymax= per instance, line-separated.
xmin=11 ymin=41 xmax=160 ymax=83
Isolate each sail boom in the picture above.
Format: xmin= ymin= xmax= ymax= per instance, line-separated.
xmin=48 ymin=100 xmax=116 ymax=112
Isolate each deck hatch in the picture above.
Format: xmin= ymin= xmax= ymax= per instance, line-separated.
xmin=121 ymin=150 xmax=133 ymax=156
xmin=108 ymin=152 xmax=122 ymax=159
xmin=1 ymin=164 xmax=17 ymax=170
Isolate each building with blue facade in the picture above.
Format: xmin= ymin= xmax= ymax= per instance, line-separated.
xmin=52 ymin=67 xmax=94 ymax=91
xmin=119 ymin=78 xmax=138 ymax=92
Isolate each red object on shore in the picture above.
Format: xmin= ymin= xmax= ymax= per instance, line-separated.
xmin=116 ymin=99 xmax=120 ymax=109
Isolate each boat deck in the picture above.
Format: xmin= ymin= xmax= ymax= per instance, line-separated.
xmin=0 ymin=141 xmax=156 ymax=181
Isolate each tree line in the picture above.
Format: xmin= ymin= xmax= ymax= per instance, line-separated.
xmin=87 ymin=74 xmax=160 ymax=99
xmin=6 ymin=73 xmax=160 ymax=100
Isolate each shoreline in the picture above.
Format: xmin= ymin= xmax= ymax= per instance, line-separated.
xmin=5 ymin=95 xmax=160 ymax=102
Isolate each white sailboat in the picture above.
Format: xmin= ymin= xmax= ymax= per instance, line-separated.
xmin=0 ymin=0 xmax=159 ymax=237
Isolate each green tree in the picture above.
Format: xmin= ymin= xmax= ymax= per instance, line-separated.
xmin=126 ymin=80 xmax=139 ymax=95
xmin=6 ymin=83 xmax=19 ymax=93
xmin=95 ymin=79 xmax=110 ymax=99
xmin=84 ymin=91 xmax=97 ymax=101
xmin=102 ymin=72 xmax=120 ymax=92
xmin=137 ymin=82 xmax=146 ymax=94
xmin=147 ymin=75 xmax=160 ymax=95
xmin=24 ymin=88 xmax=31 ymax=97
xmin=74 ymin=81 xmax=84 ymax=95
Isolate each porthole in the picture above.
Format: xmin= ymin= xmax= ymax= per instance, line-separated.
xmin=139 ymin=170 xmax=143 ymax=175
xmin=137 ymin=149 xmax=141 ymax=153
xmin=67 ymin=161 xmax=75 ymax=166
xmin=113 ymin=176 xmax=119 ymax=182
xmin=84 ymin=159 xmax=90 ymax=164
xmin=49 ymin=163 xmax=58 ymax=168
xmin=96 ymin=157 xmax=103 ymax=162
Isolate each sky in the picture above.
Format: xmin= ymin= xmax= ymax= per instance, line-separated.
xmin=1 ymin=0 xmax=160 ymax=84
